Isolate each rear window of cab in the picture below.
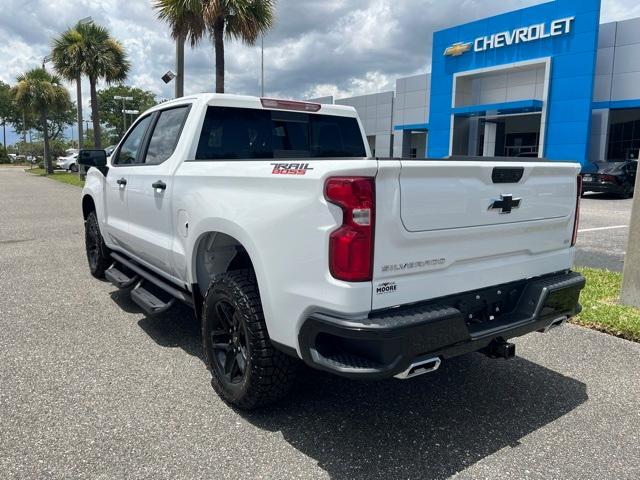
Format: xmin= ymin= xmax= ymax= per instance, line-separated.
xmin=195 ymin=107 xmax=367 ymax=160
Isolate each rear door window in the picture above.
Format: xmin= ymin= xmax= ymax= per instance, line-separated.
xmin=195 ymin=107 xmax=366 ymax=160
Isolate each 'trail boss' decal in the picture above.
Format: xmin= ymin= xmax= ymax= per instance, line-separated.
xmin=271 ymin=163 xmax=314 ymax=176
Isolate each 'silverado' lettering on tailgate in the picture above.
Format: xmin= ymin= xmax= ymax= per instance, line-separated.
xmin=382 ymin=258 xmax=446 ymax=273
xmin=271 ymin=163 xmax=314 ymax=175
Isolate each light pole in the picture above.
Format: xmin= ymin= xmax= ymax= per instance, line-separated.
xmin=261 ymin=34 xmax=265 ymax=97
xmin=75 ymin=17 xmax=92 ymax=157
xmin=124 ymin=109 xmax=140 ymax=128
xmin=114 ymin=95 xmax=134 ymax=134
xmin=42 ymin=55 xmax=53 ymax=171
xmin=621 ymin=170 xmax=640 ymax=307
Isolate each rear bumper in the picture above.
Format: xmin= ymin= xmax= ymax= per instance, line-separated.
xmin=298 ymin=271 xmax=585 ymax=380
xmin=582 ymin=182 xmax=623 ymax=194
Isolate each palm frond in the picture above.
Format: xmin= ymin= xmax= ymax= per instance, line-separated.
xmin=223 ymin=0 xmax=275 ymax=45
xmin=153 ymin=0 xmax=207 ymax=47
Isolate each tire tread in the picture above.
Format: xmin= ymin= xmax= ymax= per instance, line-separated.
xmin=202 ymin=270 xmax=298 ymax=410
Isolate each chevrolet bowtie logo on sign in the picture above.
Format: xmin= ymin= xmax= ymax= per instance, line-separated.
xmin=444 ymin=42 xmax=472 ymax=57
xmin=444 ymin=17 xmax=575 ymax=58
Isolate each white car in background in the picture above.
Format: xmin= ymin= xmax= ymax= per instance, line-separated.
xmin=57 ymin=152 xmax=79 ymax=172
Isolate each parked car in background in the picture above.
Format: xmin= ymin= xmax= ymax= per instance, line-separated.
xmin=582 ymin=160 xmax=637 ymax=198
xmin=57 ymin=152 xmax=79 ymax=172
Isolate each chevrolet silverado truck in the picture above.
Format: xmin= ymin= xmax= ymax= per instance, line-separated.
xmin=79 ymin=94 xmax=585 ymax=409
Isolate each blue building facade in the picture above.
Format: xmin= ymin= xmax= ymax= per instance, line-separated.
xmin=323 ymin=1 xmax=640 ymax=169
xmin=428 ymin=0 xmax=601 ymax=169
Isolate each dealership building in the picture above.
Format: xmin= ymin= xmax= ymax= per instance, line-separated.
xmin=312 ymin=0 xmax=640 ymax=170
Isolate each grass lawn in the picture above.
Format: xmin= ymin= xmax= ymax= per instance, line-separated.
xmin=574 ymin=268 xmax=640 ymax=343
xmin=26 ymin=168 xmax=84 ymax=187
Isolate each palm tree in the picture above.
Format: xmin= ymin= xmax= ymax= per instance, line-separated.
xmin=12 ymin=68 xmax=70 ymax=175
xmin=154 ymin=0 xmax=276 ymax=94
xmin=154 ymin=0 xmax=205 ymax=98
xmin=51 ymin=23 xmax=87 ymax=151
xmin=74 ymin=22 xmax=130 ymax=148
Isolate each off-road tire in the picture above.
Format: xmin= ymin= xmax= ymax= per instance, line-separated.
xmin=85 ymin=211 xmax=111 ymax=278
xmin=202 ymin=270 xmax=298 ymax=410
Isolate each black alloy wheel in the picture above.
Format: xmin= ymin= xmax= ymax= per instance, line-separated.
xmin=210 ymin=299 xmax=249 ymax=385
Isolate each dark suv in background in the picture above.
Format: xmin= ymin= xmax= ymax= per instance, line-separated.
xmin=582 ymin=161 xmax=637 ymax=198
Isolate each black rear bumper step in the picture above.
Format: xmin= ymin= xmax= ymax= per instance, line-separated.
xmin=299 ymin=271 xmax=585 ymax=380
xmin=105 ymin=264 xmax=139 ymax=289
xmin=131 ymin=283 xmax=176 ymax=315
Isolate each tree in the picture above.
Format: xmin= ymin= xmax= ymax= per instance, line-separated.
xmin=82 ymin=128 xmax=113 ymax=149
xmin=9 ymin=99 xmax=75 ymax=144
xmin=51 ymin=22 xmax=89 ymax=151
xmin=72 ymin=22 xmax=130 ymax=149
xmin=97 ymin=85 xmax=157 ymax=139
xmin=154 ymin=0 xmax=276 ymax=94
xmin=12 ymin=68 xmax=71 ymax=175
xmin=0 ymin=80 xmax=14 ymax=153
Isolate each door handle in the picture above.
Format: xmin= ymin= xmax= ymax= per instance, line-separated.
xmin=152 ymin=180 xmax=167 ymax=191
xmin=117 ymin=178 xmax=127 ymax=186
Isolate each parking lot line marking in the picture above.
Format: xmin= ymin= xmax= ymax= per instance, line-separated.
xmin=579 ymin=225 xmax=629 ymax=233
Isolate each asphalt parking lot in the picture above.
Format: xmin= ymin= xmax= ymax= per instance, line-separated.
xmin=575 ymin=193 xmax=633 ymax=272
xmin=1 ymin=168 xmax=639 ymax=480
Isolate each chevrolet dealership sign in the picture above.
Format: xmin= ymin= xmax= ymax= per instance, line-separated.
xmin=444 ymin=16 xmax=575 ymax=56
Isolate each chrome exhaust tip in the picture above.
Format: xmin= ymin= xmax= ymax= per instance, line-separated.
xmin=540 ymin=316 xmax=568 ymax=333
xmin=395 ymin=357 xmax=441 ymax=380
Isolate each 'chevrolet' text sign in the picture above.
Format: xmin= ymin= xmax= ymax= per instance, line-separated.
xmin=444 ymin=17 xmax=575 ymax=56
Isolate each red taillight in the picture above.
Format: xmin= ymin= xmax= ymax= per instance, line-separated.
xmin=325 ymin=177 xmax=375 ymax=282
xmin=572 ymin=176 xmax=582 ymax=247
xmin=600 ymin=174 xmax=617 ymax=183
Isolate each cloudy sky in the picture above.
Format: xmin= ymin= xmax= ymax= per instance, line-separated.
xmin=1 ymin=0 xmax=640 ymax=143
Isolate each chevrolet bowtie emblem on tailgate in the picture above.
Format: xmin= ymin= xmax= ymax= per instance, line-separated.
xmin=489 ymin=195 xmax=522 ymax=214
xmin=444 ymin=42 xmax=472 ymax=57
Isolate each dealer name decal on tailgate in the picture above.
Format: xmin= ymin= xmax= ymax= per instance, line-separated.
xmin=271 ymin=163 xmax=314 ymax=176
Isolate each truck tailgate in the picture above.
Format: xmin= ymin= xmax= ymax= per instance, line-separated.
xmin=372 ymin=160 xmax=581 ymax=310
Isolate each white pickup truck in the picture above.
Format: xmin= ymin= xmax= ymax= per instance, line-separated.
xmin=79 ymin=94 xmax=585 ymax=409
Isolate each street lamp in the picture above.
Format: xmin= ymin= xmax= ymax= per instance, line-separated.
xmin=114 ymin=95 xmax=134 ymax=132
xmin=162 ymin=71 xmax=176 ymax=84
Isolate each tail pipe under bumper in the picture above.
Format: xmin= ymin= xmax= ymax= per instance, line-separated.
xmin=298 ymin=271 xmax=585 ymax=380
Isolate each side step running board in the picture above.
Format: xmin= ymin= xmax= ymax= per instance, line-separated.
xmin=131 ymin=281 xmax=176 ymax=316
xmin=105 ymin=264 xmax=140 ymax=289
xmin=110 ymin=252 xmax=194 ymax=308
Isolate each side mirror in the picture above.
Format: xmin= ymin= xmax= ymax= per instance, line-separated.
xmin=78 ymin=150 xmax=107 ymax=168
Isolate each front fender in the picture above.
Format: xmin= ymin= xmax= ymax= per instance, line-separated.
xmin=81 ymin=168 xmax=107 ymax=229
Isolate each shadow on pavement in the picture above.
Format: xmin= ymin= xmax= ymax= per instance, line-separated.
xmin=574 ymin=248 xmax=625 ymax=272
xmin=110 ymin=289 xmax=204 ymax=360
xmin=111 ymin=292 xmax=588 ymax=480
